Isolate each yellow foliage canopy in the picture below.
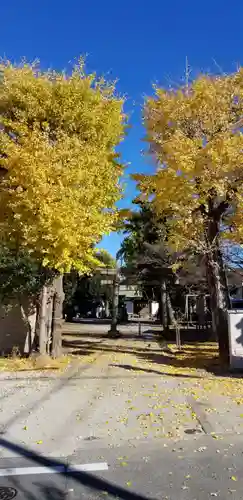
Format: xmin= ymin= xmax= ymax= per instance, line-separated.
xmin=134 ymin=71 xmax=243 ymax=251
xmin=0 ymin=59 xmax=126 ymax=271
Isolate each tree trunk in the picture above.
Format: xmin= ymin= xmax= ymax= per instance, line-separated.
xmin=51 ymin=275 xmax=65 ymax=358
xmin=105 ymin=298 xmax=110 ymax=318
xmin=22 ymin=298 xmax=37 ymax=355
xmin=159 ymin=279 xmax=167 ymax=329
xmin=33 ymin=299 xmax=40 ymax=352
xmin=46 ymin=287 xmax=54 ymax=355
xmin=39 ymin=285 xmax=48 ymax=355
xmin=166 ymin=292 xmax=175 ymax=325
xmin=205 ymin=214 xmax=230 ymax=363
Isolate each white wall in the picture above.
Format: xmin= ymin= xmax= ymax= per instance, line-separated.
xmin=150 ymin=301 xmax=159 ymax=317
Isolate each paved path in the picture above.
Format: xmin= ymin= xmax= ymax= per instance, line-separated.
xmin=0 ymin=335 xmax=203 ymax=458
xmin=1 ymin=331 xmax=243 ymax=455
xmin=1 ymin=328 xmax=243 ymax=498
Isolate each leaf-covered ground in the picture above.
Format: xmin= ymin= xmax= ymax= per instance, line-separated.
xmin=1 ymin=335 xmax=243 ymax=458
xmin=62 ymin=334 xmax=243 ymax=442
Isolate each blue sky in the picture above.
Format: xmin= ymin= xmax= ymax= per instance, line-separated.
xmin=1 ymin=1 xmax=243 ymax=256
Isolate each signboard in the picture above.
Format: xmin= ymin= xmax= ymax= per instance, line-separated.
xmin=100 ymin=279 xmax=113 ymax=285
xmin=228 ymin=310 xmax=243 ymax=370
xmin=96 ymin=267 xmax=117 ymax=276
xmin=119 ymin=285 xmax=142 ymax=298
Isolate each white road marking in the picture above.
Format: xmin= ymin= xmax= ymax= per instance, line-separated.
xmin=0 ymin=466 xmax=65 ymax=476
xmin=68 ymin=462 xmax=109 ymax=472
xmin=0 ymin=462 xmax=108 ymax=477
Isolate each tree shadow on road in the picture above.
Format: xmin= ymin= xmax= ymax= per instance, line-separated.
xmin=0 ymin=437 xmax=152 ymax=500
xmin=63 ymin=331 xmax=237 ymax=379
xmin=63 ymin=336 xmax=219 ymax=374
xmin=109 ymin=363 xmax=203 ymax=379
xmin=9 ymin=475 xmax=66 ymax=500
xmin=62 ymin=338 xmax=104 ymax=357
xmin=62 ymin=338 xmax=162 ymax=355
xmin=133 ymin=342 xmax=243 ymax=378
xmin=62 ymin=331 xmax=160 ymax=342
xmin=135 ymin=343 xmax=220 ymax=373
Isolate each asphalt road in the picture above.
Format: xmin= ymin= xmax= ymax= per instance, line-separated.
xmin=1 ymin=436 xmax=243 ymax=499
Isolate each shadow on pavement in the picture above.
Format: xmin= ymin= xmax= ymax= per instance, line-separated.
xmin=63 ymin=330 xmax=240 ymax=379
xmin=63 ymin=332 xmax=109 ymax=339
xmin=109 ymin=363 xmax=203 ymax=379
xmin=0 ymin=437 xmax=151 ymax=500
xmin=8 ymin=475 xmax=66 ymax=500
xmin=66 ymin=319 xmax=158 ymax=326
xmin=62 ymin=339 xmax=161 ymax=354
xmin=63 ymin=337 xmax=217 ymax=375
xmin=136 ymin=347 xmax=219 ymax=373
xmin=62 ymin=331 xmax=160 ymax=342
xmin=62 ymin=334 xmax=219 ymax=374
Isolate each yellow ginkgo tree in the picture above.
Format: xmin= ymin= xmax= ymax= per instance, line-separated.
xmin=134 ymin=70 xmax=243 ymax=362
xmin=0 ymin=58 xmax=126 ymax=356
